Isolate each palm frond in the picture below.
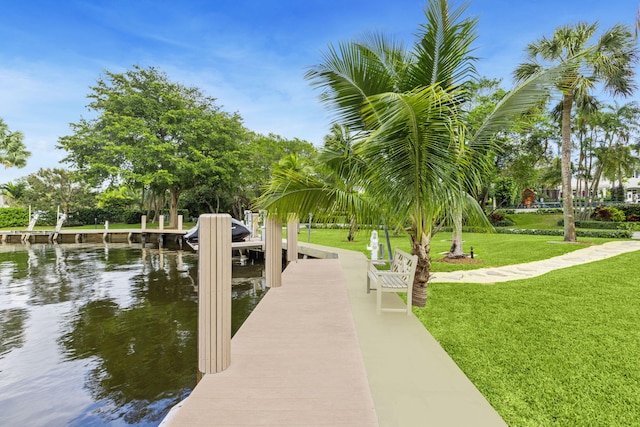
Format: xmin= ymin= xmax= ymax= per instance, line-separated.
xmin=410 ymin=0 xmax=478 ymax=88
xmin=305 ymin=34 xmax=406 ymax=128
xmin=473 ymin=57 xmax=587 ymax=148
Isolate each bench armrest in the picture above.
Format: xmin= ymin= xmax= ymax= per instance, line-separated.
xmin=367 ymin=258 xmax=392 ymax=265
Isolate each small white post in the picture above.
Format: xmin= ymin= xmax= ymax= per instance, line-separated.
xmin=266 ymin=216 xmax=282 ymax=288
xmin=287 ymin=214 xmax=298 ymax=264
xmin=178 ymin=215 xmax=183 ymax=230
xmin=198 ymin=214 xmax=232 ymax=374
xmin=105 ymin=220 xmax=109 ymax=230
xmin=367 ymin=231 xmax=379 ymax=260
xmin=141 ymin=215 xmax=147 ymax=231
xmin=159 ymin=215 xmax=165 ymax=231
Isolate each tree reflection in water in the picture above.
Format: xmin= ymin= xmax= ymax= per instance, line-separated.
xmin=0 ymin=244 xmax=266 ymax=426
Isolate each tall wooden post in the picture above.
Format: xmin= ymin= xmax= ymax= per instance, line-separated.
xmin=266 ymin=217 xmax=282 ymax=288
xmin=287 ymin=214 xmax=299 ymax=264
xmin=198 ymin=214 xmax=232 ymax=374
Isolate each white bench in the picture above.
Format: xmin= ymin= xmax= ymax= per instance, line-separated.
xmin=366 ymin=248 xmax=418 ymax=315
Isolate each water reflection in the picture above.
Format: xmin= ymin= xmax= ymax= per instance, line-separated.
xmin=0 ymin=244 xmax=266 ymax=426
xmin=0 ymin=308 xmax=28 ymax=357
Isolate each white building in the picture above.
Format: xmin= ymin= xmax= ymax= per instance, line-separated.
xmin=571 ymin=170 xmax=640 ymax=203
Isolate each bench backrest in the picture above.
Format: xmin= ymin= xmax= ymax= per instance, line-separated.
xmin=391 ymin=248 xmax=418 ymax=282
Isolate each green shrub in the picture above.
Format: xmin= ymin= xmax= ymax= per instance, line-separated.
xmin=618 ymin=204 xmax=640 ymax=220
xmin=537 ymin=208 xmax=563 ymax=214
xmin=68 ymin=208 xmax=190 ymax=225
xmin=609 ymin=207 xmax=626 ymax=222
xmin=557 ymin=220 xmax=625 ymax=230
xmin=0 ymin=207 xmax=29 ymax=228
xmin=591 ymin=206 xmax=626 ymax=222
xmin=494 ymin=227 xmax=631 ymax=239
xmin=489 ymin=212 xmax=516 ymax=227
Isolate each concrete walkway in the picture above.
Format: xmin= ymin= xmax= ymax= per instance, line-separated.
xmin=299 ymin=243 xmax=507 ymax=427
xmin=430 ymin=240 xmax=640 ymax=283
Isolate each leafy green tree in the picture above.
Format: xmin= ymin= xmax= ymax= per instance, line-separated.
xmin=236 ymin=133 xmax=315 ymax=216
xmin=22 ymin=168 xmax=96 ymax=216
xmin=0 ymin=118 xmax=30 ymax=170
xmin=180 ymin=133 xmax=316 ymax=219
xmin=58 ymin=65 xmax=245 ymax=228
xmin=96 ymin=186 xmax=139 ymax=210
xmin=239 ymin=133 xmax=316 ymax=198
xmin=514 ymin=22 xmax=638 ymax=242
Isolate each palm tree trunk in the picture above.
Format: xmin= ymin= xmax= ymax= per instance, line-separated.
xmin=447 ymin=212 xmax=464 ymax=258
xmin=410 ymin=231 xmax=431 ymax=307
xmin=561 ymin=93 xmax=577 ymax=242
xmin=347 ymin=214 xmax=357 ymax=242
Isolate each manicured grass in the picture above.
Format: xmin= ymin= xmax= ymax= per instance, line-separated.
xmin=506 ymin=213 xmax=563 ymax=229
xmin=303 ymin=228 xmax=617 ymax=272
xmin=416 ymin=251 xmax=640 ymax=426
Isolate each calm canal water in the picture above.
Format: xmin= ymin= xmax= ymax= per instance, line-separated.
xmin=0 ymin=243 xmax=267 ymax=426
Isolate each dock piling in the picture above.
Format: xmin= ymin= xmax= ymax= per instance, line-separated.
xmin=287 ymin=214 xmax=298 ymax=264
xmin=198 ymin=214 xmax=232 ymax=374
xmin=265 ymin=217 xmax=282 ymax=288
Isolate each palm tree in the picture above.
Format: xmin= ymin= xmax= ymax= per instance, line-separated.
xmin=601 ymin=143 xmax=640 ymax=198
xmin=316 ymin=124 xmax=368 ymax=241
xmin=258 ymin=0 xmax=577 ymax=307
xmin=0 ymin=181 xmax=27 ymax=206
xmin=514 ymin=22 xmax=638 ymax=242
xmin=0 ymin=118 xmax=30 ymax=169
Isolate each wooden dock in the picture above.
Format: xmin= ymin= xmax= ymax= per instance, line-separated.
xmin=0 ymin=228 xmax=265 ymax=251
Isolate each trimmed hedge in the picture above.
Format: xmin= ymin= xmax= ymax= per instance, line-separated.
xmin=69 ymin=208 xmax=190 ymax=225
xmin=0 ymin=208 xmax=29 ymax=228
xmin=556 ymin=220 xmax=626 ymax=230
xmin=537 ymin=208 xmax=563 ymax=214
xmin=619 ymin=204 xmax=640 ymax=219
xmin=443 ymin=226 xmax=632 ymax=239
xmin=497 ymin=228 xmax=631 ymax=238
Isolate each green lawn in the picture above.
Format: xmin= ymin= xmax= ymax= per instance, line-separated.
xmin=303 ymin=227 xmax=617 ymax=272
xmin=417 ymin=252 xmax=640 ymax=426
xmin=505 ymin=212 xmax=563 ymax=229
xmin=306 ymin=227 xmax=640 ymax=426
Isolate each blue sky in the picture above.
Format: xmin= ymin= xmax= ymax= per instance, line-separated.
xmin=1 ymin=0 xmax=637 ymax=183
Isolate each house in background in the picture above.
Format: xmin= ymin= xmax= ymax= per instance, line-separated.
xmin=569 ymin=170 xmax=640 ymax=204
